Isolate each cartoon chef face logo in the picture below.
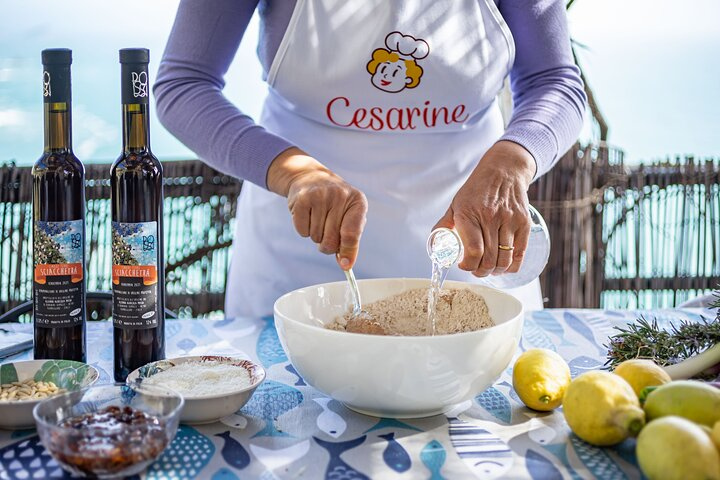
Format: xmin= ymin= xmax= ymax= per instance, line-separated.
xmin=367 ymin=32 xmax=429 ymax=93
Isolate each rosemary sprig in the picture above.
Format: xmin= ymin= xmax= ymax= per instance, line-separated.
xmin=711 ymin=290 xmax=720 ymax=310
xmin=604 ymin=315 xmax=720 ymax=369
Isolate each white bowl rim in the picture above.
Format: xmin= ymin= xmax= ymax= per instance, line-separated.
xmin=0 ymin=360 xmax=100 ymax=405
xmin=126 ymin=355 xmax=266 ymax=400
xmin=273 ymin=277 xmax=524 ymax=340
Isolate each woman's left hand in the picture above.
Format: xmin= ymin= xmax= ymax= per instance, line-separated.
xmin=433 ymin=140 xmax=536 ymax=277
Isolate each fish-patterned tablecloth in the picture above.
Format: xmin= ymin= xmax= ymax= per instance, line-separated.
xmin=0 ymin=308 xmax=714 ymax=480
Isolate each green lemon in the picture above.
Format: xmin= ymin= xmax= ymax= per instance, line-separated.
xmin=644 ymin=380 xmax=720 ymax=427
xmin=637 ymin=416 xmax=720 ymax=480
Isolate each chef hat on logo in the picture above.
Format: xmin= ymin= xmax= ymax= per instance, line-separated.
xmin=385 ymin=32 xmax=429 ymax=60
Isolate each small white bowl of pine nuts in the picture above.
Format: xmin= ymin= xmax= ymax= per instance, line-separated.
xmin=0 ymin=360 xmax=99 ymax=429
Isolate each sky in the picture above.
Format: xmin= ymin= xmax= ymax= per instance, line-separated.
xmin=1 ymin=0 xmax=719 ymax=165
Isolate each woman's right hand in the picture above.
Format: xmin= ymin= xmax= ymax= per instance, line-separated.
xmin=267 ymin=147 xmax=368 ymax=270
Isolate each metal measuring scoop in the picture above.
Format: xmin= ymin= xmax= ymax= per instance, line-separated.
xmin=342 ymin=266 xmax=364 ymax=318
xmin=337 ymin=255 xmax=375 ymax=324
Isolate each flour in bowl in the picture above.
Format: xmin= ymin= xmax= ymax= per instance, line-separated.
xmin=328 ymin=288 xmax=493 ymax=336
xmin=141 ymin=361 xmax=252 ymax=397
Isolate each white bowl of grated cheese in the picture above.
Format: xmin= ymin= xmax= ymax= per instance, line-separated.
xmin=126 ymin=355 xmax=265 ymax=424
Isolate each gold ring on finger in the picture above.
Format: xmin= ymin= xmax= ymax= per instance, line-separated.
xmin=498 ymin=244 xmax=514 ymax=251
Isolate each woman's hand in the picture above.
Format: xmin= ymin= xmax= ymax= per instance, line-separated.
xmin=434 ymin=141 xmax=536 ymax=277
xmin=267 ymin=147 xmax=368 ymax=270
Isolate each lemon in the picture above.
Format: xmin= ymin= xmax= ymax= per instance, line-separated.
xmin=712 ymin=421 xmax=720 ymax=451
xmin=563 ymin=370 xmax=645 ymax=446
xmin=644 ymin=380 xmax=720 ymax=427
xmin=613 ymin=359 xmax=671 ymax=398
xmin=637 ymin=416 xmax=720 ymax=480
xmin=512 ymin=348 xmax=571 ymax=411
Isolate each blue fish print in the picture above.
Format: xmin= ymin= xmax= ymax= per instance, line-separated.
xmin=498 ymin=380 xmax=523 ymax=405
xmin=420 ymin=440 xmax=447 ymax=480
xmin=533 ymin=311 xmax=573 ymax=347
xmin=314 ymin=397 xmax=347 ymax=438
xmin=211 ymin=468 xmax=240 ymax=480
xmin=542 ymin=443 xmax=584 ymax=480
xmin=213 ymin=317 xmax=236 ymax=328
xmin=147 ymin=426 xmax=215 ymax=479
xmin=613 ymin=438 xmax=639 ymax=468
xmin=525 ymin=449 xmax=563 ymax=480
xmin=570 ymin=435 xmax=628 ymax=479
xmin=216 ymin=431 xmax=250 ymax=470
xmin=256 ymin=316 xmax=288 ymax=368
xmin=563 ymin=312 xmax=605 ymax=355
xmin=507 ymin=431 xmax=581 ymax=480
xmin=191 ymin=321 xmax=209 ymax=338
xmin=250 ymin=440 xmax=310 ymax=473
xmin=285 ymin=363 xmax=306 ymax=386
xmin=166 ymin=320 xmax=182 ymax=338
xmin=568 ymin=355 xmax=603 ymax=378
xmin=241 ymin=380 xmax=303 ymax=437
xmin=177 ymin=337 xmax=197 ymax=353
xmin=99 ymin=343 xmax=113 ymax=361
xmin=0 ymin=435 xmax=71 ymax=479
xmin=522 ymin=318 xmax=557 ymax=352
xmin=602 ymin=309 xmax=627 ymax=318
xmin=378 ymin=432 xmax=411 ymax=473
xmin=363 ymin=417 xmax=422 ymax=434
xmin=91 ymin=362 xmax=113 ymax=385
xmin=474 ymin=386 xmax=512 ymax=423
xmin=448 ymin=417 xmax=513 ymax=479
xmin=314 ymin=435 xmax=369 ymax=480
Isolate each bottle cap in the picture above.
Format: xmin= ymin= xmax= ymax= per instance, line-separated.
xmin=120 ymin=49 xmax=150 ymax=104
xmin=41 ymin=49 xmax=72 ymax=104
xmin=119 ymin=48 xmax=149 ymax=64
xmin=41 ymin=48 xmax=72 ymax=65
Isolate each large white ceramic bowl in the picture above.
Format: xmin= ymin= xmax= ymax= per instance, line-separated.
xmin=274 ymin=278 xmax=524 ymax=418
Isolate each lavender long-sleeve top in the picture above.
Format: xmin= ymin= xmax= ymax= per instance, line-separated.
xmin=154 ymin=0 xmax=587 ymax=188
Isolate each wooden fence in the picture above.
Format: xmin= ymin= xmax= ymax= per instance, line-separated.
xmin=0 ymin=161 xmax=241 ymax=318
xmin=529 ymin=144 xmax=720 ymax=308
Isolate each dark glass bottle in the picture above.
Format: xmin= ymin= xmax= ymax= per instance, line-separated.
xmin=111 ymin=48 xmax=165 ymax=382
xmin=32 ymin=49 xmax=86 ymax=362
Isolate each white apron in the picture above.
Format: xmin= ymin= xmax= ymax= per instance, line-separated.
xmin=226 ymin=0 xmax=543 ymax=318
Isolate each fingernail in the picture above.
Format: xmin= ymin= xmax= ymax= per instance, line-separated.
xmin=339 ymin=257 xmax=350 ymax=268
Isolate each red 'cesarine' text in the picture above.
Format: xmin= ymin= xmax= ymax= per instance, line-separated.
xmin=326 ymin=96 xmax=469 ymax=131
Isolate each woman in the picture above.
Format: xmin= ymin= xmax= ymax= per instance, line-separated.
xmin=155 ymin=0 xmax=586 ymax=318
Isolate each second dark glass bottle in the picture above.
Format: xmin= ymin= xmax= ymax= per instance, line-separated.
xmin=111 ymin=48 xmax=165 ymax=382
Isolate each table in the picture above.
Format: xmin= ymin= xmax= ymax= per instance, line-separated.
xmin=0 ymin=308 xmax=713 ymax=480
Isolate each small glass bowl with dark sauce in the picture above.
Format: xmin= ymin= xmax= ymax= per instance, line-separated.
xmin=33 ymin=382 xmax=183 ymax=478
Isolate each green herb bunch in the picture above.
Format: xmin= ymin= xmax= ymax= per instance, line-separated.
xmin=605 ymin=290 xmax=720 ymax=371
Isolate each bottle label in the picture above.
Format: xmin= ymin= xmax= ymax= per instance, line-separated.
xmin=112 ymin=221 xmax=159 ymax=329
xmin=33 ymin=220 xmax=84 ymax=327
